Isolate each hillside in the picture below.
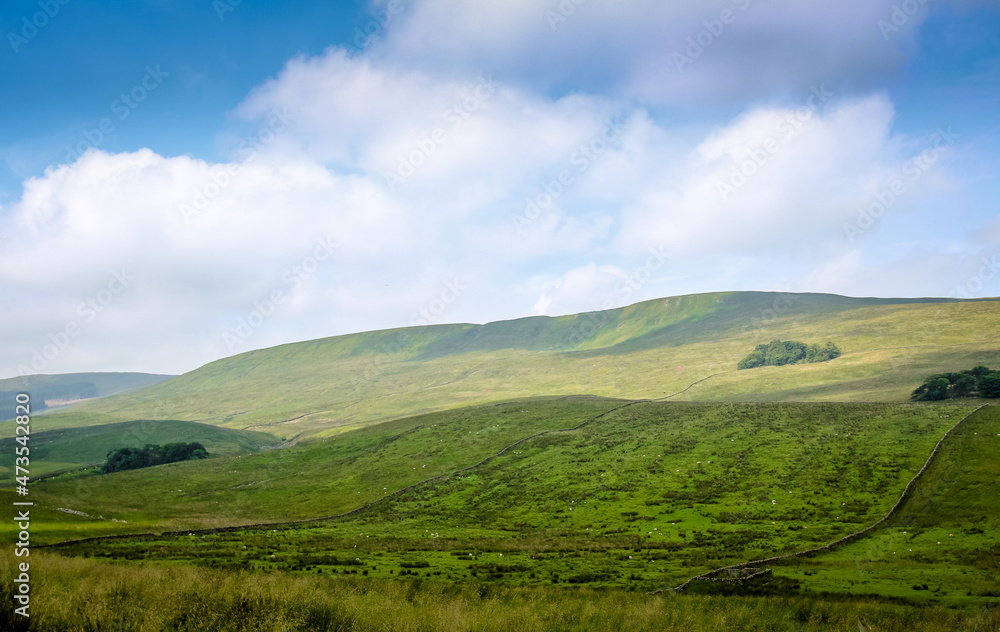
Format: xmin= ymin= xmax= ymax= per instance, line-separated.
xmin=25 ymin=399 xmax=996 ymax=607
xmin=27 ymin=292 xmax=1000 ymax=439
xmin=778 ymin=405 xmax=1000 ymax=606
xmin=0 ymin=419 xmax=280 ymax=478
xmin=0 ymin=372 xmax=174 ymax=421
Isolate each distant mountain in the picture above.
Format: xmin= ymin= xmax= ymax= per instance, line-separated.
xmin=31 ymin=292 xmax=1000 ymax=438
xmin=0 ymin=372 xmax=175 ymax=420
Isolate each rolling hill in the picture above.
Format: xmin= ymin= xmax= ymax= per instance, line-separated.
xmin=22 ymin=292 xmax=1000 ymax=439
xmin=0 ymin=372 xmax=174 ymax=421
xmin=4 ymin=291 xmax=998 ymax=631
xmin=22 ymin=398 xmax=997 ymax=609
xmin=0 ymin=419 xmax=280 ymax=478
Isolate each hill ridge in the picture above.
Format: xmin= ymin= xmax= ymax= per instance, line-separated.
xmin=25 ymin=291 xmax=1000 ymax=438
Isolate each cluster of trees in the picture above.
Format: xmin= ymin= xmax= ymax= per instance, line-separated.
xmin=911 ymin=366 xmax=1000 ymax=401
xmin=737 ymin=340 xmax=842 ymax=370
xmin=101 ymin=442 xmax=209 ymax=474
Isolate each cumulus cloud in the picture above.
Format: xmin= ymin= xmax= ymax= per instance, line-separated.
xmin=613 ymin=94 xmax=960 ymax=262
xmin=0 ymin=0 xmax=988 ymax=377
xmin=530 ymin=262 xmax=632 ymax=316
xmin=371 ymin=0 xmax=926 ymax=104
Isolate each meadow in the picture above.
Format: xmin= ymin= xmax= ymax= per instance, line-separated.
xmin=20 ymin=401 xmax=997 ymax=617
xmin=4 ymin=292 xmax=1000 ymax=630
xmin=15 ymin=293 xmax=1000 ymax=440
xmin=3 ymin=552 xmax=998 ymax=632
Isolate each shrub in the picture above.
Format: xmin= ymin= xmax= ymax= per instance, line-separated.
xmin=911 ymin=367 xmax=1000 ymax=400
xmin=101 ymin=442 xmax=209 ymax=474
xmin=737 ymin=340 xmax=841 ymax=370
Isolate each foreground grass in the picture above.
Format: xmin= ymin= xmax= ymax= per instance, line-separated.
xmin=3 ymin=552 xmax=998 ymax=632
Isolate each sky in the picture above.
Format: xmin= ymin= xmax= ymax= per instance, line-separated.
xmin=1 ymin=0 xmax=999 ymax=378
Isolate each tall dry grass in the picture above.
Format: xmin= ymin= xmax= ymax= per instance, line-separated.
xmin=3 ymin=552 xmax=997 ymax=631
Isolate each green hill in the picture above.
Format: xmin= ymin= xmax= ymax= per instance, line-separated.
xmin=0 ymin=419 xmax=279 ymax=478
xmin=776 ymin=405 xmax=1000 ymax=606
xmin=0 ymin=372 xmax=174 ymax=420
xmin=6 ymin=292 xmax=999 ymax=631
xmin=23 ymin=399 xmax=996 ymax=609
xmin=26 ymin=292 xmax=1000 ymax=439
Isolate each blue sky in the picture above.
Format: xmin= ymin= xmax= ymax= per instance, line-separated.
xmin=1 ymin=0 xmax=999 ymax=377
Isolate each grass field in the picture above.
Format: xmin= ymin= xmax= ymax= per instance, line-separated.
xmin=17 ymin=293 xmax=1000 ymax=439
xmin=5 ymin=397 xmax=631 ymax=540
xmin=0 ymin=419 xmax=279 ymax=478
xmin=20 ymin=401 xmax=995 ymax=612
xmin=4 ymin=552 xmax=998 ymax=632
xmin=4 ymin=292 xmax=1000 ymax=630
xmin=776 ymin=404 xmax=1000 ymax=608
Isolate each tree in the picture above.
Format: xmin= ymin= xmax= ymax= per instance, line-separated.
xmin=913 ymin=366 xmax=1000 ymax=400
xmin=923 ymin=377 xmax=952 ymax=401
xmin=953 ymin=374 xmax=977 ymax=398
xmin=737 ymin=340 xmax=840 ymax=370
xmin=101 ymin=442 xmax=209 ymax=474
xmin=737 ymin=348 xmax=767 ymax=370
xmin=978 ymin=373 xmax=1000 ymax=398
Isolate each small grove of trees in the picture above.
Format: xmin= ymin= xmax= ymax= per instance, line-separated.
xmin=737 ymin=340 xmax=842 ymax=370
xmin=101 ymin=442 xmax=209 ymax=474
xmin=911 ymin=366 xmax=1000 ymax=401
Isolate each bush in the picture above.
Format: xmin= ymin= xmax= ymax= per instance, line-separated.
xmin=101 ymin=442 xmax=209 ymax=474
xmin=737 ymin=340 xmax=841 ymax=370
xmin=979 ymin=374 xmax=1000 ymax=398
xmin=911 ymin=367 xmax=1000 ymax=401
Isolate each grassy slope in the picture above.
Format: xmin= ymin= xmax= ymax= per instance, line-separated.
xmin=0 ymin=372 xmax=174 ymax=420
xmin=0 ymin=420 xmax=280 ymax=478
xmin=22 ymin=293 xmax=1000 ymax=439
xmin=12 ymin=397 xmax=629 ymax=540
xmin=25 ymin=399 xmax=994 ymax=608
xmin=778 ymin=404 xmax=1000 ymax=607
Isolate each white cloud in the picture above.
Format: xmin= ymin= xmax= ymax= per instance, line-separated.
xmin=0 ymin=5 xmax=989 ymax=377
xmin=236 ymin=47 xmax=625 ymax=205
xmin=372 ymin=0 xmax=926 ymax=105
xmin=531 ymin=262 xmax=631 ymax=316
xmin=613 ymin=94 xmax=957 ymax=262
xmin=796 ymin=246 xmax=1000 ymax=299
